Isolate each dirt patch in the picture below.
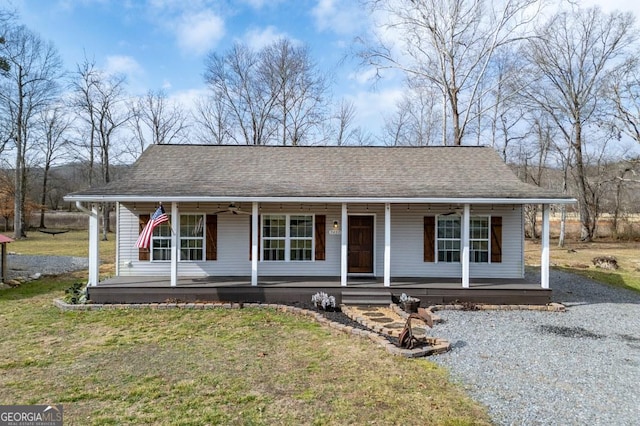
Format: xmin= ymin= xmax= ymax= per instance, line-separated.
xmin=537 ymin=325 xmax=604 ymax=339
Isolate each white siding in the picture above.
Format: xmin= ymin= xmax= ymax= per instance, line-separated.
xmin=117 ymin=202 xmax=524 ymax=279
xmin=389 ymin=204 xmax=524 ymax=279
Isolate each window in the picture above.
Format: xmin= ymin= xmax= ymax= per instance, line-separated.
xmin=180 ymin=214 xmax=204 ymax=261
xmin=151 ymin=221 xmax=172 ymax=261
xmin=290 ymin=215 xmax=313 ymax=261
xmin=263 ymin=215 xmax=286 ymax=261
xmin=436 ymin=215 xmax=490 ymax=263
xmin=150 ymin=214 xmax=205 ymax=261
xmin=437 ymin=216 xmax=461 ymax=262
xmin=262 ymin=214 xmax=313 ymax=261
xmin=469 ymin=217 xmax=489 ymax=263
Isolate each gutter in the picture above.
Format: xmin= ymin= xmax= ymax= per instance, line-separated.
xmin=65 ymin=195 xmax=578 ymax=205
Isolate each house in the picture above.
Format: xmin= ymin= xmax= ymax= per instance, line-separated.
xmin=64 ymin=145 xmax=574 ymax=305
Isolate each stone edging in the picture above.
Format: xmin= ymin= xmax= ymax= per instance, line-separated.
xmin=428 ymin=302 xmax=566 ymax=312
xmin=53 ymin=299 xmax=444 ymax=358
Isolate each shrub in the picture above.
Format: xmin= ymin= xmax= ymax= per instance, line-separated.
xmin=311 ymin=291 xmax=336 ymax=310
xmin=399 ymin=293 xmax=419 ymax=303
xmin=64 ymin=282 xmax=87 ymax=304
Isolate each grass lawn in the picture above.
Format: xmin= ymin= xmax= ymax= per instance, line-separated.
xmin=3 ymin=230 xmax=116 ymax=263
xmin=525 ymin=239 xmax=640 ymax=293
xmin=0 ymin=232 xmax=490 ymax=425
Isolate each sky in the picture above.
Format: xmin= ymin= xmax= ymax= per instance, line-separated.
xmin=9 ymin=0 xmax=640 ymax=141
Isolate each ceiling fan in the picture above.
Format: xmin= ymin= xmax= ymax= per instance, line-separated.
xmin=213 ymin=203 xmax=251 ymax=215
xmin=441 ymin=208 xmax=464 ymax=216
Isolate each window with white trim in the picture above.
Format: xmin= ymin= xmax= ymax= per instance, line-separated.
xmin=262 ymin=214 xmax=313 ymax=261
xmin=180 ymin=214 xmax=205 ymax=261
xmin=437 ymin=216 xmax=461 ymax=262
xmin=436 ymin=215 xmax=490 ymax=263
xmin=151 ymin=220 xmax=172 ymax=261
xmin=151 ymin=214 xmax=206 ymax=261
xmin=469 ymin=217 xmax=489 ymax=263
xmin=263 ymin=215 xmax=286 ymax=261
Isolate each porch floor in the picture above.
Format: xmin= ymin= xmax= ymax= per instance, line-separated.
xmin=90 ymin=276 xmax=551 ymax=305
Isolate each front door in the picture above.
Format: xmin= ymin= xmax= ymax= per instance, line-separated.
xmin=348 ymin=215 xmax=374 ymax=273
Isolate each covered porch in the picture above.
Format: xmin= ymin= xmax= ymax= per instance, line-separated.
xmin=81 ymin=200 xmax=557 ymax=289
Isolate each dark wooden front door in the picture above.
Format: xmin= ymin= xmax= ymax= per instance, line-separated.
xmin=348 ymin=215 xmax=374 ymax=273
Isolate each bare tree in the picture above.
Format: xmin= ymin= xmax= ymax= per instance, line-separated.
xmin=130 ymin=89 xmax=189 ymax=152
xmin=334 ymin=99 xmax=358 ymax=146
xmin=485 ymin=49 xmax=528 ymax=160
xmin=611 ymin=59 xmax=640 ymax=144
xmin=516 ymin=112 xmax=553 ymax=238
xmin=72 ymin=58 xmax=130 ymax=240
xmin=381 ymin=102 xmax=409 ymax=146
xmin=204 ymin=39 xmax=329 ymax=145
xmin=204 ymin=43 xmax=277 ymax=145
xmin=71 ymin=56 xmax=99 ymax=185
xmin=35 ymin=103 xmax=72 ymax=228
xmin=0 ymin=25 xmax=62 ymax=239
xmin=520 ymin=6 xmax=637 ymax=241
xmin=261 ymin=39 xmax=328 ymax=145
xmin=0 ymin=8 xmax=16 ymax=75
xmin=192 ymin=94 xmax=233 ymax=144
xmin=360 ymin=0 xmax=542 ymax=145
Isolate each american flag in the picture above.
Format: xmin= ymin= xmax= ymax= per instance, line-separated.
xmin=135 ymin=205 xmax=169 ymax=249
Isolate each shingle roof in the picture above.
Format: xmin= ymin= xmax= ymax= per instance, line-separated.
xmin=65 ymin=145 xmax=569 ymax=201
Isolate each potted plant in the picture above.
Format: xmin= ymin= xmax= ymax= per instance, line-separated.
xmin=399 ymin=293 xmax=420 ymax=313
xmin=311 ymin=291 xmax=337 ymax=311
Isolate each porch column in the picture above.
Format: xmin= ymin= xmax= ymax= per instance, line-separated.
xmin=251 ymin=202 xmax=259 ymax=286
xmin=541 ymin=204 xmax=550 ymax=289
xmin=461 ymin=203 xmax=470 ymax=288
xmin=340 ymin=203 xmax=348 ymax=286
xmin=170 ymin=202 xmax=179 ymax=287
xmin=88 ymin=204 xmax=100 ymax=287
xmin=384 ymin=203 xmax=391 ymax=287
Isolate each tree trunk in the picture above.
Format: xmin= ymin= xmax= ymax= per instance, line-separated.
xmin=573 ymin=125 xmax=594 ymax=241
xmin=101 ymin=203 xmax=111 ymax=241
xmin=39 ymin=164 xmax=50 ymax=229
xmin=558 ymin=172 xmax=568 ymax=248
xmin=13 ymin=69 xmax=24 ymax=239
xmin=558 ymin=204 xmax=566 ymax=248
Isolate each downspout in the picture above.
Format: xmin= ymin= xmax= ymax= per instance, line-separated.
xmin=76 ymin=201 xmax=100 ymax=288
xmin=75 ymin=201 xmax=92 ymax=215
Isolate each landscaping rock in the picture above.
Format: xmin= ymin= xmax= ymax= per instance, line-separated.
xmin=592 ymin=255 xmax=618 ymax=270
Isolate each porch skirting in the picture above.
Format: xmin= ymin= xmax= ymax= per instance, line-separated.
xmin=89 ymin=276 xmax=551 ymax=305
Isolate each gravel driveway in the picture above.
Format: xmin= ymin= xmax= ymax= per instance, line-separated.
xmin=431 ymin=269 xmax=640 ymax=425
xmin=6 ymin=254 xmax=88 ymax=280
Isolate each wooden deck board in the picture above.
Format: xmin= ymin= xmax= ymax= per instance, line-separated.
xmin=89 ymin=275 xmax=551 ymax=305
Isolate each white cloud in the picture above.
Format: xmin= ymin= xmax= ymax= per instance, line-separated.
xmin=341 ymin=86 xmax=404 ymax=138
xmin=104 ymin=55 xmax=144 ymax=77
xmin=243 ymin=26 xmax=295 ymax=50
xmin=311 ymin=0 xmax=367 ymax=35
xmin=583 ymin=0 xmax=640 ymax=16
xmin=243 ymin=0 xmax=283 ymax=10
xmin=348 ymin=68 xmax=378 ymax=85
xmin=169 ymin=87 xmax=209 ymax=113
xmin=175 ymin=10 xmax=225 ymax=55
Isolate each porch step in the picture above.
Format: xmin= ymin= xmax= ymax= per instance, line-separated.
xmin=341 ymin=290 xmax=392 ymax=306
